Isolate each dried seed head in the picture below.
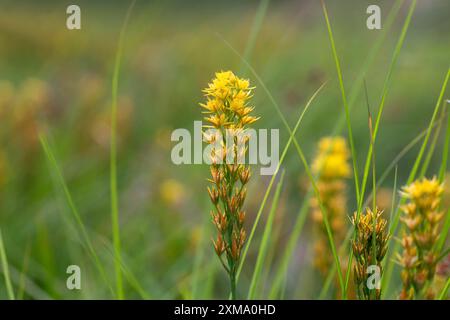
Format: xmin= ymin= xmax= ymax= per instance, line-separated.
xmin=239 ymin=167 xmax=250 ymax=185
xmin=350 ymin=207 xmax=389 ymax=300
xmin=238 ymin=211 xmax=245 ymax=227
xmin=207 ymin=186 xmax=219 ymax=205
xmin=213 ymin=234 xmax=225 ymax=256
xmin=231 ymin=237 xmax=239 ymax=261
xmin=210 ymin=167 xmax=221 ymax=185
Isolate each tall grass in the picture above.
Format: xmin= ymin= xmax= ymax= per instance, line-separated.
xmin=39 ymin=134 xmax=113 ymax=295
xmin=1 ymin=0 xmax=448 ymax=301
xmin=110 ymin=0 xmax=136 ymax=300
xmin=320 ymin=0 xmax=417 ymax=298
xmin=270 ymin=0 xmax=405 ymax=299
xmin=320 ymin=0 xmax=361 ymax=208
xmin=382 ymin=68 xmax=450 ymax=297
xmin=219 ymin=34 xmax=328 ymax=284
xmin=223 ymin=34 xmax=346 ymax=295
xmin=248 ymin=170 xmax=285 ymax=299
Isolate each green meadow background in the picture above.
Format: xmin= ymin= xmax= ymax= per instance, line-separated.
xmin=0 ymin=0 xmax=449 ymax=299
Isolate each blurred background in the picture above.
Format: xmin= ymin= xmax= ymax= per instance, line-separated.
xmin=0 ymin=0 xmax=449 ymax=299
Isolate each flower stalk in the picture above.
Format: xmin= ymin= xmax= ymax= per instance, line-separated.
xmin=200 ymin=71 xmax=258 ymax=299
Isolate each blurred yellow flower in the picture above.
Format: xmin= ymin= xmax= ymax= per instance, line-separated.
xmin=312 ymin=136 xmax=351 ymax=180
xmin=310 ymin=136 xmax=350 ymax=277
xmin=160 ymin=179 xmax=186 ymax=207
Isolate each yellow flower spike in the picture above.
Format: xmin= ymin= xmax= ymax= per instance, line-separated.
xmin=200 ymin=71 xmax=258 ymax=300
xmin=310 ymin=136 xmax=351 ymax=286
xmin=399 ymin=176 xmax=445 ymax=299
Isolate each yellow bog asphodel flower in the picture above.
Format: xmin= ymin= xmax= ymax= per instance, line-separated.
xmin=200 ymin=71 xmax=258 ymax=299
xmin=312 ymin=136 xmax=351 ymax=180
xmin=201 ymin=71 xmax=258 ymax=129
xmin=399 ymin=177 xmax=444 ymax=299
xmin=310 ymin=136 xmax=351 ymax=277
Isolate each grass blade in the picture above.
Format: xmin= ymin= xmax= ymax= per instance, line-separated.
xmin=235 ymin=80 xmax=327 ymax=281
xmin=439 ymin=107 xmax=450 ymax=181
xmin=419 ymin=107 xmax=446 ymax=178
xmin=359 ymin=0 xmax=417 ymax=214
xmin=438 ymin=277 xmax=450 ymax=300
xmin=389 ymin=166 xmax=399 ymax=231
xmin=39 ymin=133 xmax=114 ymax=295
xmin=270 ymin=0 xmax=404 ymax=299
xmin=0 ymin=227 xmax=14 ymax=299
xmin=436 ymin=208 xmax=450 ymax=255
xmin=382 ymin=68 xmax=450 ymax=297
xmin=241 ymin=0 xmax=270 ymax=71
xmin=110 ymin=0 xmax=136 ymax=300
xmin=346 ymin=0 xmax=417 ymax=295
xmin=269 ymin=189 xmax=311 ymax=299
xmin=222 ymin=34 xmax=346 ymax=295
xmin=319 ymin=116 xmax=440 ymax=298
xmin=220 ymin=35 xmax=347 ymax=295
xmin=248 ymin=170 xmax=285 ymax=299
xmin=320 ymin=0 xmax=360 ymax=208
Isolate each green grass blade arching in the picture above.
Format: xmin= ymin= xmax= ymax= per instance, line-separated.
xmin=269 ymin=189 xmax=311 ymax=299
xmin=358 ymin=0 xmax=417 ymax=215
xmin=419 ymin=109 xmax=445 ymax=178
xmin=110 ymin=0 xmax=136 ymax=300
xmin=318 ymin=115 xmax=441 ymax=298
xmin=227 ymin=0 xmax=404 ymax=297
xmin=320 ymin=0 xmax=361 ymax=208
xmin=241 ymin=0 xmax=270 ymax=70
xmin=248 ymin=170 xmax=285 ymax=299
xmin=234 ymin=80 xmax=327 ymax=281
xmin=221 ymin=35 xmax=346 ymax=294
xmin=345 ymin=0 xmax=417 ymax=296
xmin=387 ymin=68 xmax=450 ymax=244
xmin=439 ymin=106 xmax=450 ymax=182
xmin=270 ymin=0 xmax=405 ymax=299
xmin=331 ymin=0 xmax=404 ymax=136
xmin=381 ymin=68 xmax=450 ymax=297
xmin=39 ymin=134 xmax=114 ymax=295
xmin=224 ymin=36 xmax=347 ymax=295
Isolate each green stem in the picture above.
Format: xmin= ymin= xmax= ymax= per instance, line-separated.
xmin=0 ymin=227 xmax=14 ymax=300
xmin=230 ymin=268 xmax=237 ymax=300
xmin=110 ymin=0 xmax=136 ymax=300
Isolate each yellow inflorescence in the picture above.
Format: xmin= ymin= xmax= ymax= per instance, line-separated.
xmin=399 ymin=177 xmax=444 ymax=300
xmin=201 ymin=71 xmax=258 ymax=129
xmin=310 ymin=136 xmax=350 ymax=277
xmin=200 ymin=71 xmax=258 ymax=299
xmin=312 ymin=136 xmax=351 ymax=180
